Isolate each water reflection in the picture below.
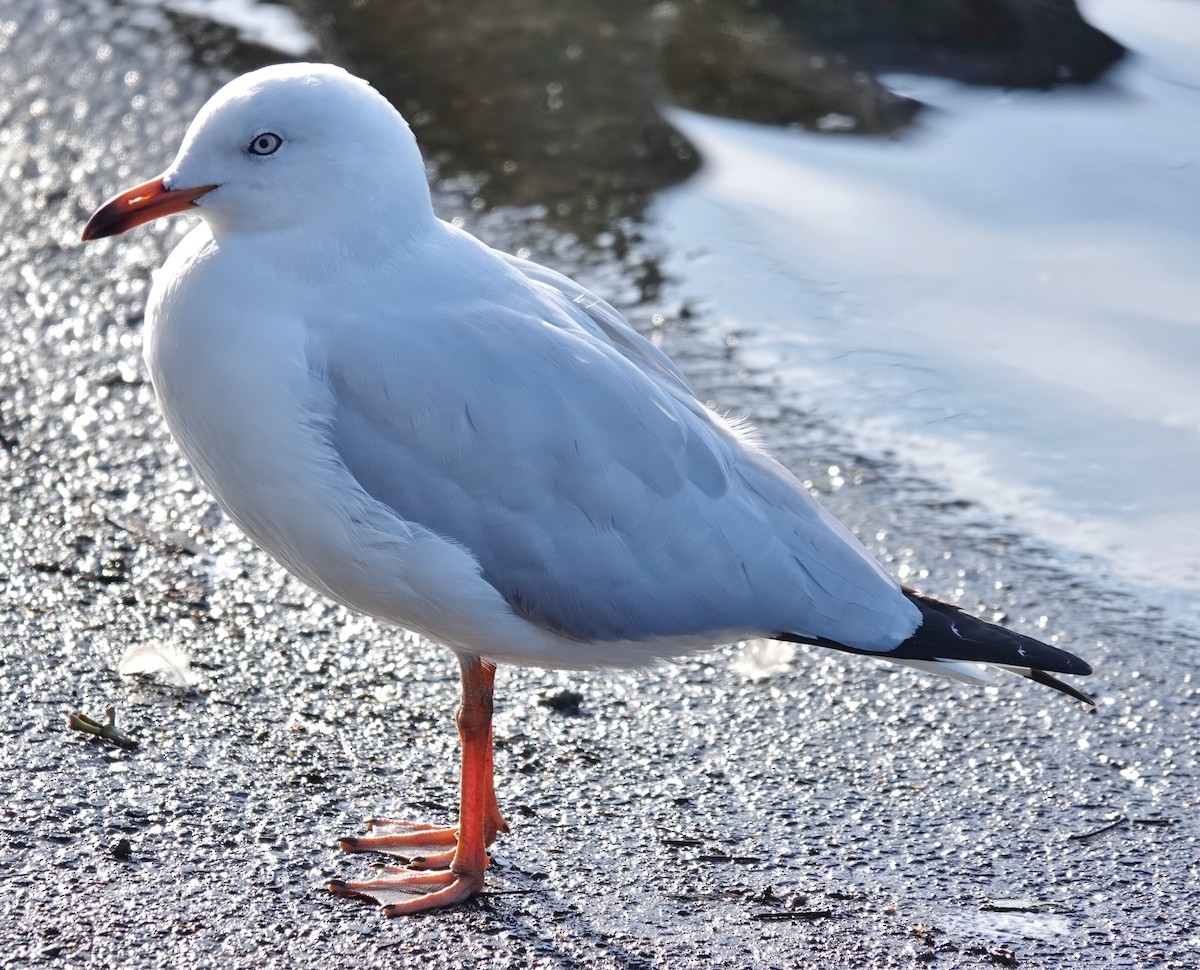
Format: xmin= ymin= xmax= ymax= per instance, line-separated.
xmin=262 ymin=0 xmax=1123 ymax=233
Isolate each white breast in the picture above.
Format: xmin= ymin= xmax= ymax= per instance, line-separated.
xmin=141 ymin=227 xmax=600 ymax=664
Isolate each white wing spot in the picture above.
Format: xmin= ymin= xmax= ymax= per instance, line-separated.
xmin=950 ymin=622 xmax=962 ymax=637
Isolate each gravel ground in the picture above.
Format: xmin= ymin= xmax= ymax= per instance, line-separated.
xmin=2 ymin=2 xmax=1197 ymax=968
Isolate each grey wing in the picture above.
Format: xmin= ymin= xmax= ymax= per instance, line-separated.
xmin=499 ymin=251 xmax=694 ymax=396
xmin=322 ymin=295 xmax=916 ymax=651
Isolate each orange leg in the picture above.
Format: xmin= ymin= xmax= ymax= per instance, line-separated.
xmin=330 ymin=657 xmax=506 ymax=915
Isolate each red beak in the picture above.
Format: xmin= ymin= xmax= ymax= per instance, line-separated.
xmin=81 ymin=177 xmax=218 ymax=241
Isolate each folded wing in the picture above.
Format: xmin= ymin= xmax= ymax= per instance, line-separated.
xmin=320 ymin=241 xmax=919 ymax=653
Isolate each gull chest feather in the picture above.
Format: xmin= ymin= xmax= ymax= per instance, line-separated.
xmin=138 ymin=228 xmax=546 ymax=655
xmin=144 ymin=230 xmax=402 ymax=602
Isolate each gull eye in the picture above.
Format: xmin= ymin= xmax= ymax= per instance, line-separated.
xmin=247 ymin=132 xmax=283 ymax=156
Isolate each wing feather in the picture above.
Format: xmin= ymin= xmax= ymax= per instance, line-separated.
xmin=318 ymin=230 xmax=919 ymax=650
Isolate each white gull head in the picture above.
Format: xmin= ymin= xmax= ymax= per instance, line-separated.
xmin=84 ymin=63 xmax=435 ymax=243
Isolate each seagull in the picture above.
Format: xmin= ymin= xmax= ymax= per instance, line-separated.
xmin=81 ymin=62 xmax=1092 ymax=916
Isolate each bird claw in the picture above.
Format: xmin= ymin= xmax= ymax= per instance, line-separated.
xmin=338 ymin=818 xmax=461 ymax=860
xmin=332 ymin=816 xmax=494 ymax=912
xmin=330 ymin=660 xmax=502 ymax=916
xmin=338 ymin=813 xmax=504 ymax=864
xmin=329 ymin=868 xmax=485 ymax=915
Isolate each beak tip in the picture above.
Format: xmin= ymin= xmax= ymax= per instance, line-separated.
xmin=79 ymin=176 xmax=214 ymax=243
xmin=80 ymin=212 xmax=118 ymax=243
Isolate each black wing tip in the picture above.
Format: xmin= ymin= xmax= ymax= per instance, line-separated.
xmin=1037 ymin=651 xmax=1092 ymax=678
xmin=900 ymin=589 xmax=1093 ymax=677
xmin=1026 ymin=668 xmax=1096 ymax=707
xmin=899 ymin=589 xmax=1096 ymax=705
xmin=776 ymin=589 xmax=1096 ymax=705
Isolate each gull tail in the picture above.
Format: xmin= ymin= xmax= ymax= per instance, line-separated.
xmin=783 ymin=589 xmax=1095 ymax=705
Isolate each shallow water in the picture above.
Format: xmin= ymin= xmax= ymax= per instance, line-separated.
xmin=655 ymin=0 xmax=1200 ymax=625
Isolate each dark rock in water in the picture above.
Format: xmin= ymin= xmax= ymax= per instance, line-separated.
xmin=305 ymin=0 xmax=1122 ymax=235
xmin=658 ymin=0 xmax=921 ymax=134
xmin=313 ymin=0 xmax=703 ymax=229
xmin=773 ymin=0 xmax=1125 ymax=89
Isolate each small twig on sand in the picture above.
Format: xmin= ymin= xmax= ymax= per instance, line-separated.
xmin=67 ymin=706 xmax=138 ymax=750
xmin=752 ymin=910 xmax=835 ymax=922
xmin=1068 ymin=815 xmax=1127 ymax=841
